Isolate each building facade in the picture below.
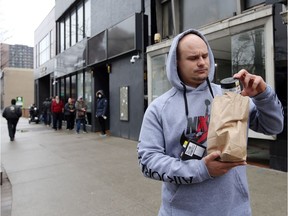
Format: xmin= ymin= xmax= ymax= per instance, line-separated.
xmin=0 ymin=68 xmax=34 ymax=112
xmin=0 ymin=43 xmax=34 ymax=111
xmin=0 ymin=43 xmax=33 ymax=69
xmin=34 ymin=0 xmax=287 ymax=171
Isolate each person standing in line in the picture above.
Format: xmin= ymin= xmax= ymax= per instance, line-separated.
xmin=75 ymin=96 xmax=88 ymax=134
xmin=137 ymin=29 xmax=284 ymax=216
xmin=42 ymin=97 xmax=52 ymax=127
xmin=51 ymin=95 xmax=64 ymax=130
xmin=2 ymin=98 xmax=22 ymax=141
xmin=64 ymin=98 xmax=76 ymax=130
xmin=95 ymin=90 xmax=108 ymax=136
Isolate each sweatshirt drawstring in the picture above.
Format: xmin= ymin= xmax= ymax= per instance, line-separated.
xmin=206 ymin=77 xmax=214 ymax=98
xmin=181 ymin=79 xmax=214 ymax=119
xmin=181 ymin=82 xmax=189 ymax=118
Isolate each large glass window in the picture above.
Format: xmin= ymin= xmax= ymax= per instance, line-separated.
xmin=39 ymin=33 xmax=50 ymax=65
xmin=150 ymin=54 xmax=171 ymax=101
xmin=65 ymin=15 xmax=70 ymax=49
xmin=57 ymin=0 xmax=90 ymax=53
xmin=71 ymin=75 xmax=77 ymax=100
xmin=77 ymin=72 xmax=84 ymax=99
xmin=71 ymin=9 xmax=77 ymax=46
xmin=84 ymin=0 xmax=91 ymax=38
xmin=162 ymin=0 xmax=173 ymax=38
xmin=60 ymin=21 xmax=65 ymax=53
xmin=84 ymin=71 xmax=92 ymax=112
xmin=65 ymin=76 xmax=70 ymax=101
xmin=181 ymin=0 xmax=237 ymax=29
xmin=231 ymin=28 xmax=265 ymax=79
xmin=244 ymin=0 xmax=265 ymax=9
xmin=60 ymin=78 xmax=65 ymax=99
xmin=77 ymin=2 xmax=84 ymax=42
xmin=50 ymin=29 xmax=55 ymax=59
xmin=148 ymin=28 xmax=266 ymax=102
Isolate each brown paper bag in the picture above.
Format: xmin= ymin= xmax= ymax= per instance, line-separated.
xmin=207 ymin=92 xmax=249 ymax=162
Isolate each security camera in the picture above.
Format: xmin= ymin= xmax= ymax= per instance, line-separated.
xmin=130 ymin=54 xmax=140 ymax=64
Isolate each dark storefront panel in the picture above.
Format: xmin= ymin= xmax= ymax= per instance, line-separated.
xmin=270 ymin=3 xmax=287 ymax=171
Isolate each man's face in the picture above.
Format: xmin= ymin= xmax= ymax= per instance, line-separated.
xmin=177 ymin=34 xmax=210 ymax=88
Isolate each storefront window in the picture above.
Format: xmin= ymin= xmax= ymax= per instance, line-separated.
xmin=232 ymin=28 xmax=265 ymax=79
xmin=77 ymin=2 xmax=84 ymax=41
xmin=84 ymin=0 xmax=91 ymax=37
xmin=71 ymin=75 xmax=77 ymax=100
xmin=65 ymin=15 xmax=70 ymax=49
xmin=151 ymin=54 xmax=171 ymax=101
xmin=60 ymin=78 xmax=65 ymax=99
xmin=65 ymin=76 xmax=70 ymax=101
xmin=71 ymin=9 xmax=77 ymax=46
xmin=181 ymin=0 xmax=237 ymax=29
xmin=84 ymin=71 xmax=92 ymax=112
xmin=77 ymin=72 xmax=84 ymax=99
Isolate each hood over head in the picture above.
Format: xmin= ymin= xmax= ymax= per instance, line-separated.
xmin=166 ymin=29 xmax=215 ymax=91
xmin=96 ymin=90 xmax=104 ymax=96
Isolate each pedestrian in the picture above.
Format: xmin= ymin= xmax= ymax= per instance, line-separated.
xmin=95 ymin=90 xmax=108 ymax=136
xmin=137 ymin=29 xmax=284 ymax=216
xmin=51 ymin=95 xmax=64 ymax=130
xmin=2 ymin=98 xmax=22 ymax=141
xmin=42 ymin=97 xmax=52 ymax=127
xmin=75 ymin=96 xmax=87 ymax=134
xmin=64 ymin=97 xmax=76 ymax=130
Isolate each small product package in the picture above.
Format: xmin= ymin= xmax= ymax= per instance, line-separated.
xmin=207 ymin=92 xmax=249 ymax=162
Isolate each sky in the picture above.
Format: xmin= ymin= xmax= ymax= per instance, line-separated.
xmin=0 ymin=0 xmax=55 ymax=47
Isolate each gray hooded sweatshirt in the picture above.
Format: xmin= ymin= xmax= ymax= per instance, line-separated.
xmin=137 ymin=29 xmax=284 ymax=216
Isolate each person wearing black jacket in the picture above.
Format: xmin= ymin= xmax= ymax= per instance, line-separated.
xmin=2 ymin=98 xmax=22 ymax=141
xmin=95 ymin=90 xmax=108 ymax=136
xmin=64 ymin=98 xmax=76 ymax=130
xmin=42 ymin=97 xmax=52 ymax=126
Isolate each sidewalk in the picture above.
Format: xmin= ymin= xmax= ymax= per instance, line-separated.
xmin=1 ymin=117 xmax=287 ymax=216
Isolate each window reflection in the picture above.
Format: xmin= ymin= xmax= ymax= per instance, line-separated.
xmin=65 ymin=16 xmax=70 ymax=49
xmin=84 ymin=71 xmax=92 ymax=112
xmin=57 ymin=0 xmax=90 ymax=54
xmin=77 ymin=72 xmax=84 ymax=100
xmin=232 ymin=28 xmax=265 ymax=79
xmin=71 ymin=9 xmax=76 ymax=46
xmin=39 ymin=33 xmax=50 ymax=66
xmin=151 ymin=54 xmax=171 ymax=101
xmin=71 ymin=75 xmax=77 ymax=100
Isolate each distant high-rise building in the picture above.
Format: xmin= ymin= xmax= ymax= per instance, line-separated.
xmin=0 ymin=43 xmax=33 ymax=69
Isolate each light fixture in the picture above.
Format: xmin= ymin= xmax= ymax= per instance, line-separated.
xmin=130 ymin=54 xmax=140 ymax=64
xmin=106 ymin=63 xmax=111 ymax=73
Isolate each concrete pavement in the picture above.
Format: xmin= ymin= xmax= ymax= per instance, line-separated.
xmin=1 ymin=117 xmax=287 ymax=216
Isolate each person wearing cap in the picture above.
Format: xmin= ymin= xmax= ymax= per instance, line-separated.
xmin=95 ymin=90 xmax=108 ymax=136
xmin=75 ymin=96 xmax=88 ymax=134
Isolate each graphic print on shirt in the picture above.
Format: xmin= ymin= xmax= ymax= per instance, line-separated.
xmin=180 ymin=99 xmax=211 ymax=146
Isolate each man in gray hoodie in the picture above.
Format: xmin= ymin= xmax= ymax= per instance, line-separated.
xmin=137 ymin=29 xmax=284 ymax=216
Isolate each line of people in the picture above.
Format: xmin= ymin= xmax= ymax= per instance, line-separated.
xmin=2 ymin=90 xmax=108 ymax=142
xmin=41 ymin=90 xmax=108 ymax=135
